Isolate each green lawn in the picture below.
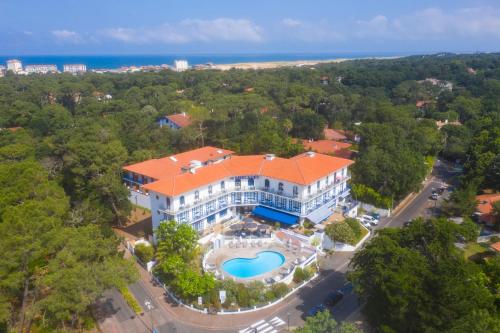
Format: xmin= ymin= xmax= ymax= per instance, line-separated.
xmin=462 ymin=242 xmax=489 ymax=260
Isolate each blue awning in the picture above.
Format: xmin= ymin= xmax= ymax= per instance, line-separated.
xmin=306 ymin=205 xmax=333 ymax=224
xmin=252 ymin=206 xmax=299 ymax=225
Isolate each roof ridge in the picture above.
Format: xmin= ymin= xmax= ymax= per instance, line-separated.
xmin=294 ymin=157 xmax=307 ymax=184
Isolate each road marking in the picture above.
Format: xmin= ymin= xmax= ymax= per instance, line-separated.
xmin=239 ymin=317 xmax=285 ymax=333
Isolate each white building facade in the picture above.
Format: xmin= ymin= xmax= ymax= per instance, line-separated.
xmin=25 ymin=64 xmax=58 ymax=74
xmin=6 ymin=59 xmax=22 ymax=73
xmin=173 ymin=60 xmax=189 ymax=72
xmin=123 ymin=147 xmax=353 ymax=235
xmin=63 ymin=64 xmax=87 ymax=74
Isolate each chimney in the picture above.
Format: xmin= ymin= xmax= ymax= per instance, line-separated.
xmin=265 ymin=154 xmax=275 ymax=160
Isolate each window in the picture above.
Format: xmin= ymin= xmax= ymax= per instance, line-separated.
xmin=195 ymin=190 xmax=200 ymax=200
xmin=317 ymin=181 xmax=320 ymax=190
xmin=180 ymin=196 xmax=185 ymax=206
xmin=248 ymin=178 xmax=254 ymax=187
xmin=166 ymin=197 xmax=170 ymax=209
xmin=278 ymin=182 xmax=284 ymax=192
xmin=235 ymin=178 xmax=241 ymax=189
xmin=265 ymin=179 xmax=270 ymax=189
xmin=221 ymin=181 xmax=225 ymax=190
xmin=308 ymin=185 xmax=311 ymax=194
xmin=155 ymin=195 xmax=159 ymax=200
xmin=208 ymin=185 xmax=213 ymax=195
xmin=326 ymin=176 xmax=330 ymax=184
xmin=293 ymin=186 xmax=298 ymax=197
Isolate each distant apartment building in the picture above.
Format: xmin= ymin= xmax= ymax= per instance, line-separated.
xmin=6 ymin=59 xmax=23 ymax=73
xmin=159 ymin=112 xmax=192 ymax=129
xmin=25 ymin=64 xmax=58 ymax=74
xmin=0 ymin=65 xmax=5 ymax=77
xmin=174 ymin=60 xmax=189 ymax=72
xmin=63 ymin=64 xmax=87 ymax=74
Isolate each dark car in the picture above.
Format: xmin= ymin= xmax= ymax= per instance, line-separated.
xmin=369 ymin=212 xmax=381 ymax=220
xmin=306 ymin=304 xmax=326 ymax=317
xmin=403 ymin=221 xmax=412 ymax=227
xmin=325 ymin=290 xmax=344 ymax=307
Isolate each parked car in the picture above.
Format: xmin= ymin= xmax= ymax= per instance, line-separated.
xmin=325 ymin=290 xmax=344 ymax=307
xmin=430 ymin=193 xmax=438 ymax=200
xmin=437 ymin=186 xmax=446 ymax=195
xmin=369 ymin=212 xmax=381 ymax=220
xmin=306 ymin=304 xmax=326 ymax=317
xmin=360 ymin=214 xmax=379 ymax=226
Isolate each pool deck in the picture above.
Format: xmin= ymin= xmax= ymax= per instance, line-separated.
xmin=205 ymin=242 xmax=313 ymax=283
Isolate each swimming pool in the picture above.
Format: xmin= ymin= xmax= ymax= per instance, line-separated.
xmin=222 ymin=251 xmax=285 ymax=278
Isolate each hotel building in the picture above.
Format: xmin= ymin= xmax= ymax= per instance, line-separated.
xmin=123 ymin=147 xmax=353 ymax=234
xmin=173 ymin=60 xmax=189 ymax=72
xmin=6 ymin=59 xmax=23 ymax=73
xmin=63 ymin=64 xmax=87 ymax=74
xmin=25 ymin=64 xmax=58 ymax=74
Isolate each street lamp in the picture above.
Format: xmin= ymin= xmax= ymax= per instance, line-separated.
xmin=287 ymin=312 xmax=291 ymax=331
xmin=144 ymin=298 xmax=155 ymax=333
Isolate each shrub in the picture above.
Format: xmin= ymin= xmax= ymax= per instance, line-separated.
xmin=119 ymin=287 xmax=142 ymax=314
xmin=293 ymin=267 xmax=312 ymax=283
xmin=303 ymin=219 xmax=314 ymax=229
xmin=326 ymin=222 xmax=357 ymax=245
xmin=351 ymin=183 xmax=392 ymax=209
xmin=345 ymin=218 xmax=362 ymax=238
xmin=270 ymin=283 xmax=289 ymax=299
xmin=134 ymin=243 xmax=154 ymax=263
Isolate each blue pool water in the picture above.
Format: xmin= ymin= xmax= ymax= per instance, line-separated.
xmin=222 ymin=251 xmax=285 ymax=278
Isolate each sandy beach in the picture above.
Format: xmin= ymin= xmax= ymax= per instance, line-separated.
xmin=211 ymin=58 xmax=349 ymax=70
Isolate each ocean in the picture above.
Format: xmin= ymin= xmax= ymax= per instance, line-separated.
xmin=0 ymin=52 xmax=407 ymax=70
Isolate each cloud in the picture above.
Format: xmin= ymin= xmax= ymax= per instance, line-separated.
xmin=280 ymin=18 xmax=344 ymax=42
xmin=358 ymin=7 xmax=500 ymax=40
xmin=356 ymin=15 xmax=389 ymax=37
xmin=51 ymin=30 xmax=83 ymax=43
xmin=282 ymin=18 xmax=303 ymax=28
xmin=103 ymin=18 xmax=262 ymax=44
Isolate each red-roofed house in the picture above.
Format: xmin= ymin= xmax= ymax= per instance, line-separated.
xmin=159 ymin=112 xmax=192 ymax=129
xmin=491 ymin=242 xmax=500 ymax=252
xmin=123 ymin=147 xmax=354 ymax=234
xmin=475 ymin=194 xmax=500 ymax=227
xmin=301 ymin=139 xmax=352 ymax=155
xmin=324 ymin=127 xmax=347 ymax=141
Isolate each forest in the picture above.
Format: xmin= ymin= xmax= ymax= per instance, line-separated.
xmin=0 ymin=53 xmax=499 ymax=331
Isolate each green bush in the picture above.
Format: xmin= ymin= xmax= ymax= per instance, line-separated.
xmin=119 ymin=287 xmax=142 ymax=314
xmin=303 ymin=219 xmax=314 ymax=229
xmin=326 ymin=222 xmax=357 ymax=245
xmin=270 ymin=283 xmax=289 ymax=298
xmin=352 ymin=183 xmax=392 ymax=209
xmin=134 ymin=243 xmax=154 ymax=263
xmin=293 ymin=267 xmax=312 ymax=283
xmin=345 ymin=218 xmax=362 ymax=238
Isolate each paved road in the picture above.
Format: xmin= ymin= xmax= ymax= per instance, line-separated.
xmin=98 ymin=161 xmax=459 ymax=333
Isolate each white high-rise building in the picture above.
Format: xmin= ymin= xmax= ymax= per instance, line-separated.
xmin=25 ymin=64 xmax=58 ymax=74
xmin=0 ymin=65 xmax=6 ymax=77
xmin=6 ymin=59 xmax=23 ymax=73
xmin=63 ymin=64 xmax=87 ymax=74
xmin=174 ymin=60 xmax=189 ymax=72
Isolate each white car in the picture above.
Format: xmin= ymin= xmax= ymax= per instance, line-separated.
xmin=360 ymin=215 xmax=379 ymax=226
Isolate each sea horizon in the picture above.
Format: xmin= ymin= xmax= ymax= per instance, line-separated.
xmin=0 ymin=52 xmax=417 ymax=70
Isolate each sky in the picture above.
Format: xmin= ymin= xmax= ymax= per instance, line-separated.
xmin=1 ymin=0 xmax=500 ymax=55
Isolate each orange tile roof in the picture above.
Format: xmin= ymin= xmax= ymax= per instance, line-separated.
xmin=301 ymin=140 xmax=352 ymax=155
xmin=140 ymin=150 xmax=353 ymax=196
xmin=324 ymin=128 xmax=347 ymax=141
xmin=476 ymin=194 xmax=500 ymax=224
xmin=123 ymin=146 xmax=234 ymax=180
xmin=491 ymin=242 xmax=500 ymax=252
xmin=166 ymin=113 xmax=192 ymax=128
